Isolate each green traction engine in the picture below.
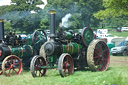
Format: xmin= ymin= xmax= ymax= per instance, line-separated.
xmin=0 ymin=19 xmax=47 ymax=76
xmin=30 ymin=11 xmax=110 ymax=77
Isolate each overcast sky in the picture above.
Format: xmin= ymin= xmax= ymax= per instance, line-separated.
xmin=0 ymin=0 xmax=11 ymax=6
xmin=0 ymin=0 xmax=47 ymax=8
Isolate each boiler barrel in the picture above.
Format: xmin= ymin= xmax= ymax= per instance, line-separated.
xmin=62 ymin=43 xmax=82 ymax=54
xmin=0 ymin=45 xmax=33 ymax=61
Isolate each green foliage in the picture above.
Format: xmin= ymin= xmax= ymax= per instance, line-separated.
xmin=10 ymin=0 xmax=44 ymax=11
xmin=0 ymin=6 xmax=9 ymax=16
xmin=43 ymin=0 xmax=104 ymax=30
xmin=101 ymin=16 xmax=128 ymax=28
xmin=4 ymin=20 xmax=12 ymax=34
xmin=0 ymin=0 xmax=45 ymax=33
xmin=40 ymin=18 xmax=49 ymax=30
xmin=94 ymin=0 xmax=128 ymax=19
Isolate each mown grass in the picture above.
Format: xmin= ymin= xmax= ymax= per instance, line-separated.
xmin=108 ymin=31 xmax=128 ymax=37
xmin=0 ymin=56 xmax=128 ymax=85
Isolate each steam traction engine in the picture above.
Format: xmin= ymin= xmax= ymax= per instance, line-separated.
xmin=30 ymin=11 xmax=110 ymax=77
xmin=0 ymin=19 xmax=47 ymax=76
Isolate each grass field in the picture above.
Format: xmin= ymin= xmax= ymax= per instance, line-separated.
xmin=0 ymin=56 xmax=128 ymax=85
xmin=108 ymin=31 xmax=128 ymax=37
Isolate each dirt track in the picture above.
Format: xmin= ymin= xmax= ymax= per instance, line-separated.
xmin=110 ymin=56 xmax=128 ymax=66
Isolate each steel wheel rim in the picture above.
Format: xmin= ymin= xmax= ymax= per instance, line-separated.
xmin=87 ymin=39 xmax=110 ymax=71
xmin=30 ymin=55 xmax=47 ymax=77
xmin=58 ymin=53 xmax=74 ymax=77
xmin=2 ymin=55 xmax=22 ymax=76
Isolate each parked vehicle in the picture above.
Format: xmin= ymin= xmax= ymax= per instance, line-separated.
xmin=111 ymin=40 xmax=128 ymax=56
xmin=121 ymin=27 xmax=128 ymax=31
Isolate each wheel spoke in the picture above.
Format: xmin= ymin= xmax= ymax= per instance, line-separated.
xmin=94 ymin=50 xmax=99 ymax=55
xmin=100 ymin=49 xmax=107 ymax=54
xmin=13 ymin=68 xmax=18 ymax=74
xmin=7 ymin=60 xmax=11 ymax=65
xmin=100 ymin=61 xmax=104 ymax=70
xmin=95 ymin=58 xmax=100 ymax=64
xmin=8 ymin=69 xmax=12 ymax=76
xmin=103 ymin=58 xmax=108 ymax=60
xmin=13 ymin=58 xmax=17 ymax=65
xmin=94 ymin=55 xmax=99 ymax=59
xmin=5 ymin=68 xmax=10 ymax=71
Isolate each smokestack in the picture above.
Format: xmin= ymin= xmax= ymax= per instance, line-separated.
xmin=0 ymin=19 xmax=4 ymax=42
xmin=49 ymin=10 xmax=56 ymax=38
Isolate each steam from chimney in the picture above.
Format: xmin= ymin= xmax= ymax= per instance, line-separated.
xmin=61 ymin=13 xmax=72 ymax=28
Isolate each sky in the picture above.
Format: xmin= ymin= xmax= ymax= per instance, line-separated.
xmin=0 ymin=0 xmax=47 ymax=9
xmin=0 ymin=0 xmax=11 ymax=6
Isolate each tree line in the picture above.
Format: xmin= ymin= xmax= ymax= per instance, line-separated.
xmin=0 ymin=0 xmax=128 ymax=34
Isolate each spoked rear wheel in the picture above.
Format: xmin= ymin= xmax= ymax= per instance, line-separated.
xmin=58 ymin=53 xmax=74 ymax=77
xmin=2 ymin=55 xmax=22 ymax=76
xmin=0 ymin=68 xmax=3 ymax=75
xmin=30 ymin=55 xmax=47 ymax=77
xmin=87 ymin=39 xmax=110 ymax=71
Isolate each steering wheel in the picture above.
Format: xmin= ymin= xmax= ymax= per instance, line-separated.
xmin=32 ymin=29 xmax=47 ymax=51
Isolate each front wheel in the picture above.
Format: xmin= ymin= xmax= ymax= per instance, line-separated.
xmin=2 ymin=55 xmax=22 ymax=76
xmin=58 ymin=53 xmax=74 ymax=77
xmin=122 ymin=50 xmax=128 ymax=56
xmin=30 ymin=55 xmax=47 ymax=77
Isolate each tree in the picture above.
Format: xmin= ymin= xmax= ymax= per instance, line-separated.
xmin=4 ymin=20 xmax=12 ymax=34
xmin=94 ymin=0 xmax=128 ymax=19
xmin=9 ymin=0 xmax=44 ymax=12
xmin=0 ymin=6 xmax=10 ymax=16
xmin=0 ymin=0 xmax=45 ymax=33
xmin=43 ymin=0 xmax=104 ymax=30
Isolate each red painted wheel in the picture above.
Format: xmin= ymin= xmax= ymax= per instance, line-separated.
xmin=0 ymin=68 xmax=3 ymax=75
xmin=2 ymin=55 xmax=22 ymax=76
xmin=58 ymin=53 xmax=74 ymax=77
xmin=30 ymin=55 xmax=47 ymax=77
xmin=87 ymin=39 xmax=110 ymax=71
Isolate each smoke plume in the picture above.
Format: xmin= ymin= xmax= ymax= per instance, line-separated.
xmin=61 ymin=13 xmax=72 ymax=28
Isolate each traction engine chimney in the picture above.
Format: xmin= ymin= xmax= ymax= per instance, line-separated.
xmin=0 ymin=19 xmax=4 ymax=43
xmin=49 ymin=10 xmax=56 ymax=41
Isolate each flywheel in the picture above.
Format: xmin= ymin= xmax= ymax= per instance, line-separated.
xmin=81 ymin=27 xmax=94 ymax=47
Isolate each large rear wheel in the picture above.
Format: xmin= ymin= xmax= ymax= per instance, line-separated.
xmin=58 ymin=53 xmax=74 ymax=77
xmin=0 ymin=68 xmax=3 ymax=75
xmin=30 ymin=55 xmax=47 ymax=77
xmin=87 ymin=39 xmax=110 ymax=71
xmin=2 ymin=55 xmax=22 ymax=76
